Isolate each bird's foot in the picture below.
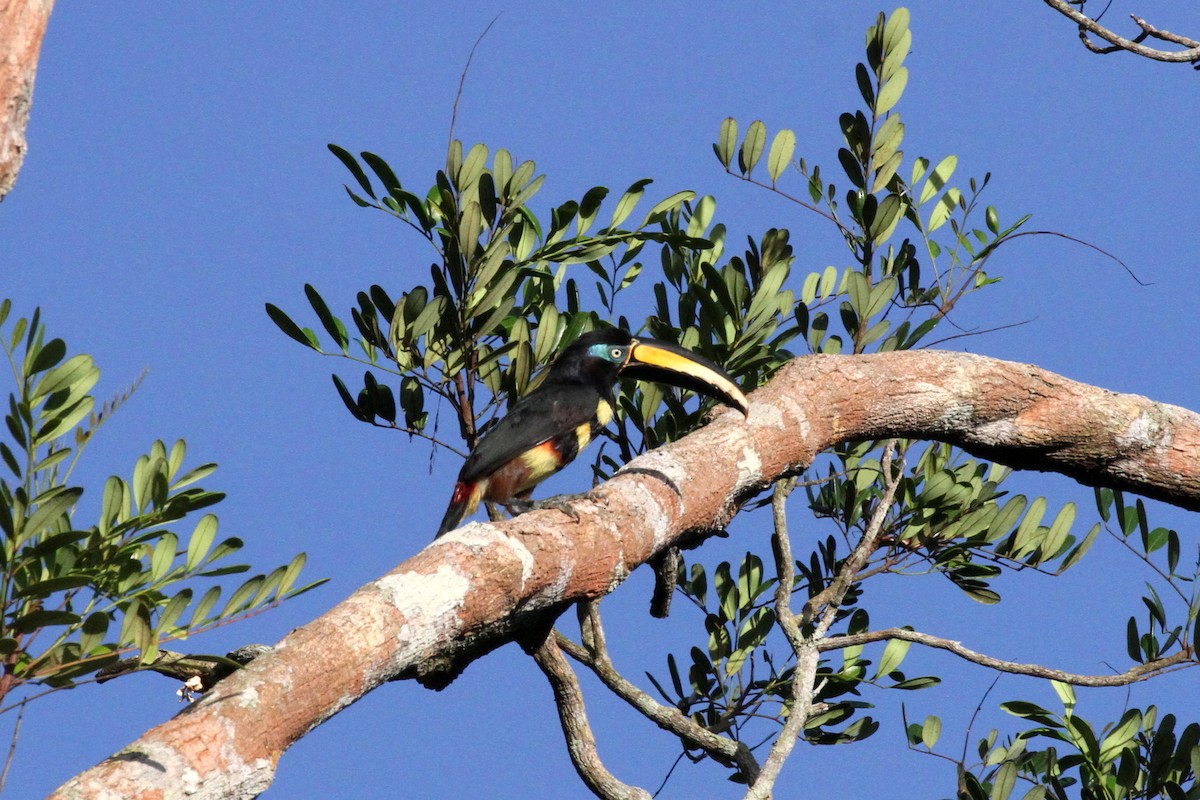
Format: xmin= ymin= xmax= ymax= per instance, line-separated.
xmin=506 ymin=490 xmax=607 ymax=524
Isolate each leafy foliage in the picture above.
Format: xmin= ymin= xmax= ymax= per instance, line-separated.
xmin=0 ymin=300 xmax=324 ymax=700
xmin=271 ymin=6 xmax=1194 ymax=797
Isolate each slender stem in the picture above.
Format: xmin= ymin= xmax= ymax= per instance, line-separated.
xmin=820 ymin=627 xmax=1196 ymax=687
xmin=557 ymin=602 xmax=760 ymax=782
xmin=527 ymin=631 xmax=651 ymax=800
xmin=746 ymin=446 xmax=903 ymax=799
xmin=0 ymin=699 xmax=25 ymax=793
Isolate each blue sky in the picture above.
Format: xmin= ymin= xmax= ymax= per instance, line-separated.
xmin=4 ymin=3 xmax=1200 ymax=798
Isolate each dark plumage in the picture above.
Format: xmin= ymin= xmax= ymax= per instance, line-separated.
xmin=436 ymin=328 xmax=748 ymax=537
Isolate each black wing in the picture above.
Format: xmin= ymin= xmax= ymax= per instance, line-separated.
xmin=458 ymin=383 xmax=605 ymax=484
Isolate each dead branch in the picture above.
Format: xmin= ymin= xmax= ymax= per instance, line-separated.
xmin=50 ymin=350 xmax=1200 ymax=800
xmin=1041 ymin=1 xmax=1200 ymax=64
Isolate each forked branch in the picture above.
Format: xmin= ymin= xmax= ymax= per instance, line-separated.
xmin=1042 ymin=1 xmax=1200 ymax=64
xmin=527 ymin=632 xmax=651 ymax=800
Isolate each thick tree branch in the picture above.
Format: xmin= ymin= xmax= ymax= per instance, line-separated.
xmin=820 ymin=627 xmax=1195 ymax=686
xmin=0 ymin=0 xmax=55 ymax=200
xmin=526 ymin=632 xmax=651 ymax=800
xmin=1041 ymin=0 xmax=1200 ymax=64
xmin=51 ymin=351 xmax=1200 ymax=799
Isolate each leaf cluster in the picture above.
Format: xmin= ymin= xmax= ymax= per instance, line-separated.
xmin=0 ymin=301 xmax=324 ymax=700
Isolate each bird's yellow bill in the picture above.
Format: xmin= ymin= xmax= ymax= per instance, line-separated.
xmin=626 ymin=339 xmax=750 ymax=415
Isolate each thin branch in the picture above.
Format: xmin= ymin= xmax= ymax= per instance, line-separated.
xmin=819 ymin=627 xmax=1196 ymax=686
xmin=742 ymin=478 xmax=808 ymax=800
xmin=920 ymin=318 xmax=1035 ymax=350
xmin=556 ymin=602 xmax=760 ymax=782
xmin=446 ymin=14 xmax=502 ymax=150
xmin=747 ymin=447 xmax=903 ymax=799
xmin=527 ymin=631 xmax=651 ymax=800
xmin=1041 ymin=0 xmax=1200 ymax=63
xmin=1003 ymin=229 xmax=1148 ymax=286
xmin=805 ymin=444 xmax=903 ymax=631
xmin=0 ymin=700 xmax=25 ymax=794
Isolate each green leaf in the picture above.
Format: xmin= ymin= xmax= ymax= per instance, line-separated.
xmin=305 ymin=285 xmax=349 ymax=352
xmin=13 ymin=574 xmax=92 ymax=598
xmin=31 ymin=354 xmax=98 ymax=406
xmin=927 ymin=187 xmax=961 ymax=232
xmin=990 ymin=761 xmax=1017 ymax=800
xmin=1040 ymin=501 xmax=1075 ymax=560
xmin=1099 ymin=708 xmax=1142 ymax=762
xmin=327 ymin=144 xmax=375 ymax=199
xmin=871 ymin=194 xmax=904 ymax=245
xmin=876 ymin=635 xmax=911 ymax=678
xmin=610 ymin=179 xmax=653 ymax=228
xmin=10 ymin=608 xmax=82 ymax=633
xmin=171 ymin=462 xmax=217 ymax=491
xmin=150 ymin=532 xmax=179 ymax=584
xmin=265 ymin=303 xmax=319 ymax=350
xmin=766 ymin=129 xmax=796 ymax=184
xmin=1057 ymin=523 xmax=1100 ymax=572
xmin=360 ymin=151 xmax=402 ymax=195
xmin=875 ymin=67 xmax=907 ymax=117
xmin=29 ymin=338 xmax=67 ymax=375
xmin=738 ymin=120 xmax=766 ymax=175
xmin=278 ymin=552 xmax=308 ymax=598
xmin=641 ymin=190 xmax=695 ymax=227
xmin=156 ymin=589 xmax=193 ymax=636
xmin=222 ymin=576 xmax=265 ymax=617
xmin=186 ymin=514 xmax=218 ymax=571
xmin=332 ymin=375 xmax=369 ymax=422
xmin=191 ymin=586 xmax=221 ymax=627
xmin=35 ymin=396 xmax=95 ymax=443
xmin=920 ymin=715 xmax=941 ymax=749
xmin=715 ymin=117 xmax=738 ymax=169
xmin=21 ymin=486 xmax=82 ymax=540
xmin=918 ymin=154 xmax=957 ymax=206
xmin=78 ymin=611 xmax=110 ymax=654
xmin=1050 ymin=679 xmax=1075 ymax=710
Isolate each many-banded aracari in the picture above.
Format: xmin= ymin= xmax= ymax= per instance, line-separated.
xmin=435 ymin=328 xmax=749 ymax=538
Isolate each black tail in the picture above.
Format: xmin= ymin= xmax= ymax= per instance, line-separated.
xmin=435 ymin=481 xmax=476 ymax=538
xmin=435 ymin=501 xmax=467 ymax=538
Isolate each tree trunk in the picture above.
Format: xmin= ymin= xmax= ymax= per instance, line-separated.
xmin=0 ymin=0 xmax=55 ymax=202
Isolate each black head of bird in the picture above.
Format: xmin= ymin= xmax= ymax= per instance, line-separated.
xmin=435 ymin=327 xmax=749 ymax=537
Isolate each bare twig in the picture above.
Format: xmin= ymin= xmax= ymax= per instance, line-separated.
xmin=819 ymin=627 xmax=1196 ymax=686
xmin=0 ymin=700 xmax=26 ymax=793
xmin=557 ymin=602 xmax=760 ymax=783
xmin=1002 ymin=230 xmax=1148 ymax=286
xmin=446 ymin=14 xmax=502 ymax=150
xmin=1041 ymin=1 xmax=1200 ymax=63
xmin=527 ymin=631 xmax=651 ymax=800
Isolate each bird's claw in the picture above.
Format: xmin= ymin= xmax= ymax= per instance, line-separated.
xmin=507 ymin=490 xmax=607 ymax=524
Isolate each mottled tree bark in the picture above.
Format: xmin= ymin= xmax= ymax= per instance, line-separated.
xmin=51 ymin=351 xmax=1200 ymax=800
xmin=0 ymin=0 xmax=55 ymax=201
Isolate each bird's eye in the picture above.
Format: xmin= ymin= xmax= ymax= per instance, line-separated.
xmin=610 ymin=347 xmax=624 ymax=359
